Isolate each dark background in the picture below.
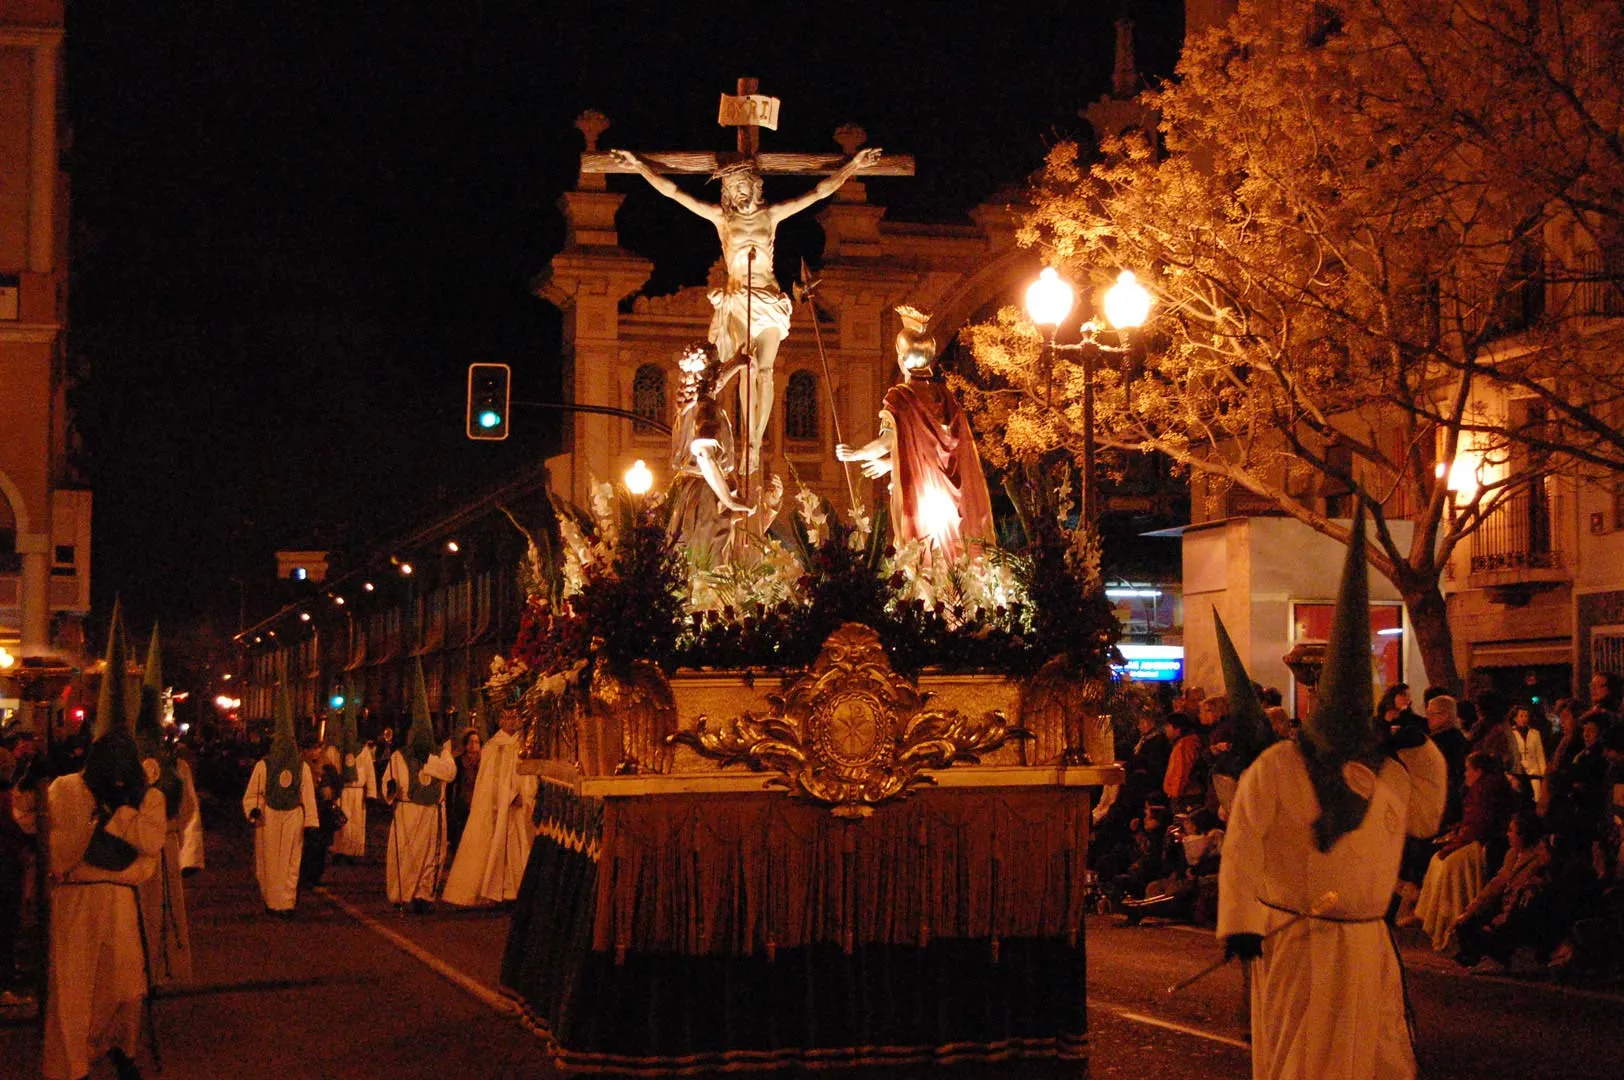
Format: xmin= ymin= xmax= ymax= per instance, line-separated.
xmin=64 ymin=1 xmax=1185 ymax=646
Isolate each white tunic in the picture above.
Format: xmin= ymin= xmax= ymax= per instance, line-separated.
xmin=178 ymin=756 xmax=205 ymax=871
xmin=241 ymin=759 xmax=318 ymax=912
xmin=332 ymin=743 xmax=377 ymax=858
xmin=384 ymin=749 xmax=456 ymax=904
xmin=44 ymin=778 xmax=167 ymax=1080
xmin=1218 ymin=740 xmax=1446 ymax=1080
xmin=441 ymin=729 xmax=538 ymax=906
xmin=137 ymin=757 xmax=197 ymax=986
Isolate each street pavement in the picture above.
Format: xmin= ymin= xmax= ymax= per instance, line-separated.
xmin=3 ymin=800 xmax=1622 ymax=1079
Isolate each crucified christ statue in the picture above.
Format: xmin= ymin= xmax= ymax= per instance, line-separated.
xmin=610 ymin=146 xmax=883 ymax=478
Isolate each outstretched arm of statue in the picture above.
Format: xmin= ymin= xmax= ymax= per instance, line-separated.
xmin=693 ymin=440 xmax=753 ymax=514
xmin=836 ymin=415 xmax=895 ymax=479
xmin=609 ymin=149 xmax=721 ymax=223
xmin=771 ymin=147 xmax=884 ymax=222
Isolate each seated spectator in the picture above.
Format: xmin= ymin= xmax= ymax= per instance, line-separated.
xmin=1411 ymin=751 xmax=1516 ymax=951
xmin=1122 ymin=807 xmax=1225 ymax=926
xmin=1102 ymin=797 xmax=1175 ymax=910
xmin=1451 ymin=809 xmax=1554 ymax=973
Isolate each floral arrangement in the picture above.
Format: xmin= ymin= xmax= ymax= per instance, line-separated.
xmin=488 ymin=477 xmax=1122 ymax=710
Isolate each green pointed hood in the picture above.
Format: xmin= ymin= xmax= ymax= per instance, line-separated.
xmin=136 ymin=623 xmax=165 ymax=739
xmin=263 ymin=683 xmax=304 ymax=811
xmin=136 ymin=623 xmax=184 ymax=816
xmin=407 ymin=661 xmax=437 ymax=762
xmin=94 ymin=599 xmax=135 ymax=740
xmin=404 ymin=661 xmax=444 ymax=806
xmin=1300 ymin=509 xmax=1384 ymax=851
xmin=1213 ymin=608 xmax=1275 ymax=771
xmin=83 ymin=599 xmax=147 ymax=810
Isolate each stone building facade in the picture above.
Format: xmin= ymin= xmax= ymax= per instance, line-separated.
xmin=0 ymin=0 xmax=90 ymax=675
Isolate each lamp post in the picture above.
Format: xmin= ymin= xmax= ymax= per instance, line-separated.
xmin=1024 ymin=268 xmax=1152 ymax=527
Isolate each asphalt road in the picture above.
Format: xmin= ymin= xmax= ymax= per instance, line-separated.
xmin=4 ymin=802 xmax=1621 ymax=1079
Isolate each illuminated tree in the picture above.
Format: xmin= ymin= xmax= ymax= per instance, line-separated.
xmin=965 ymin=0 xmax=1624 ymax=689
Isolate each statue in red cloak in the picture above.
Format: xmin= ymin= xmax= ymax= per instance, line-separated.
xmin=837 ymin=307 xmax=994 ymax=562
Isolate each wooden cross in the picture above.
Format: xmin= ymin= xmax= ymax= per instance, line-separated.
xmin=579 ymin=77 xmax=914 ymax=177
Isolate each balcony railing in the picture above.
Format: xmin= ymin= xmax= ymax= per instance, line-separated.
xmin=1470 ymin=490 xmax=1561 ymax=574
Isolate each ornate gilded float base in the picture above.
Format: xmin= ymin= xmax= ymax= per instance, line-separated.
xmin=670 ymin=623 xmax=1030 ymax=816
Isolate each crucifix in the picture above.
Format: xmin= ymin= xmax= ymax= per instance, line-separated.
xmin=585 ymin=78 xmax=914 ymax=498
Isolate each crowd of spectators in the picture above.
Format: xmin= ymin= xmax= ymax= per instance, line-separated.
xmin=1088 ymin=672 xmax=1624 ymax=982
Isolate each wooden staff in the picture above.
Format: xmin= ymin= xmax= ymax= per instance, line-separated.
xmin=796 ymin=260 xmax=859 ymax=510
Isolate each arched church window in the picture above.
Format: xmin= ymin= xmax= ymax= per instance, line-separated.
xmin=784 ymin=370 xmax=818 ymax=442
xmin=632 ymin=364 xmax=667 ymax=434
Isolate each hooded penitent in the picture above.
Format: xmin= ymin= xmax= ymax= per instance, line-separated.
xmin=405 ymin=661 xmax=443 ymax=807
xmin=135 ymin=623 xmax=184 ymax=817
xmin=84 ymin=599 xmax=147 ymax=812
xmin=1299 ymin=509 xmax=1386 ymax=851
xmin=1213 ymin=608 xmax=1276 ymax=772
xmin=263 ymin=684 xmax=304 ymax=812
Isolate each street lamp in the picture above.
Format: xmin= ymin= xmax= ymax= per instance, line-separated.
xmin=1024 ymin=267 xmax=1153 ymax=527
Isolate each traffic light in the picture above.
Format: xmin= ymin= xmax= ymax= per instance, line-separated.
xmin=466 ymin=362 xmax=511 ymax=440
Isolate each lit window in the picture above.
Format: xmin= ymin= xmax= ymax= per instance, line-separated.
xmin=785 ymin=371 xmax=818 ymax=442
xmin=632 ymin=364 xmax=667 ymax=434
xmin=293 ymin=567 xmax=308 ymax=581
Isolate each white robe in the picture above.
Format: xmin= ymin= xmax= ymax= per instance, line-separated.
xmin=384 ymin=749 xmax=456 ymax=904
xmin=332 ymin=744 xmax=377 ymax=858
xmin=179 ymin=756 xmax=205 ymax=871
xmin=44 ymin=778 xmax=167 ymax=1080
xmin=137 ymin=758 xmax=197 ymax=986
xmin=441 ymin=729 xmax=537 ymax=906
xmin=241 ymin=759 xmax=318 ymax=912
xmin=1219 ymin=740 xmax=1447 ymax=1080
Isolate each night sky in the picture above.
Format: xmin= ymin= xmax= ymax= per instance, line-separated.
xmin=64 ymin=1 xmax=1185 ymax=643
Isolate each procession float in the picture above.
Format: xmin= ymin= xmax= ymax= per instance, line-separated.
xmin=494 ymin=82 xmax=1128 ymax=1077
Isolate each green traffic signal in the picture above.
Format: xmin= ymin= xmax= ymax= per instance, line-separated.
xmin=466 ymin=363 xmax=512 ymax=440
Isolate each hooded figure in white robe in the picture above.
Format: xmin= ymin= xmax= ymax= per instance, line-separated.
xmin=329 ymin=684 xmax=376 ymax=859
xmin=134 ymin=624 xmax=194 ymax=986
xmin=386 ymin=663 xmax=456 ymax=907
xmin=177 ymin=746 xmax=205 ymax=874
xmin=45 ymin=605 xmax=169 ymax=1080
xmin=1218 ymin=512 xmax=1446 ymax=1080
xmin=242 ymin=687 xmax=318 ymax=913
xmin=442 ymin=703 xmax=536 ymax=906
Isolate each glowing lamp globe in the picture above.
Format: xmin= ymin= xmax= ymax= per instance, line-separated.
xmin=624 ymin=459 xmax=654 ymax=496
xmin=1103 ymin=270 xmax=1152 ymax=330
xmin=1024 ymin=268 xmax=1075 ymax=328
xmin=478 ymin=409 xmax=502 ymax=430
